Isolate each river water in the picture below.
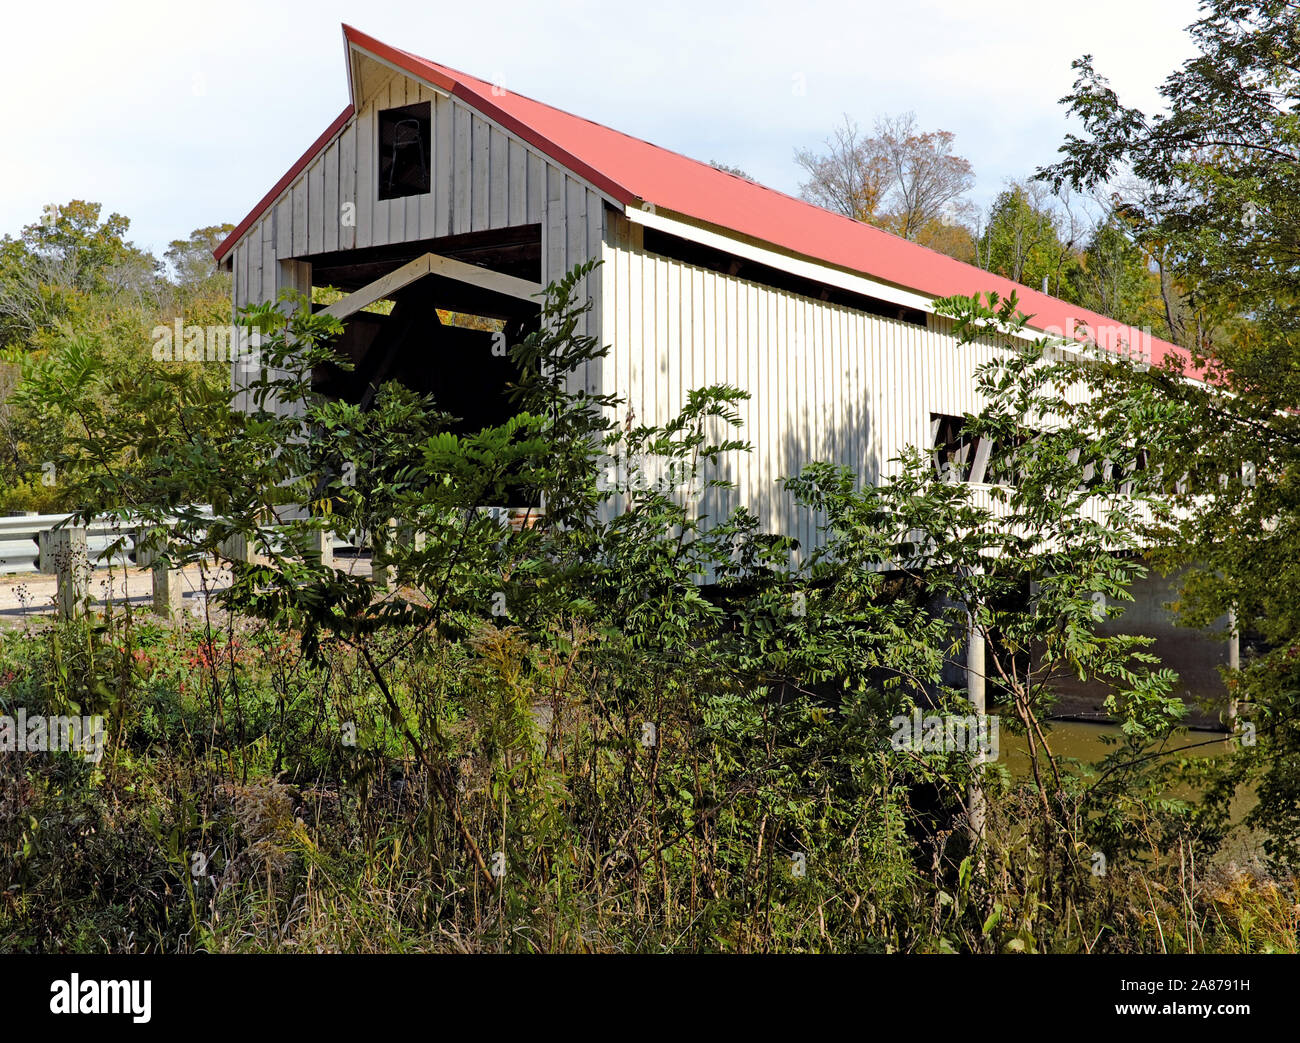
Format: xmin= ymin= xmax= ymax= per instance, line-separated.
xmin=998 ymin=719 xmax=1263 ymax=861
xmin=999 ymin=719 xmax=1235 ymax=774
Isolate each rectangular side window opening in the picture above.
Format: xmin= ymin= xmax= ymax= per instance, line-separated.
xmin=983 ymin=429 xmax=1029 ymax=488
xmin=930 ymin=413 xmax=991 ymax=484
xmin=378 ymin=102 xmax=432 ymax=201
xmin=930 ymin=413 xmax=1048 ymax=487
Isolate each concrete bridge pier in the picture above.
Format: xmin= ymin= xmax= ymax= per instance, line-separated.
xmin=1227 ymin=605 xmax=1239 ymax=731
xmin=1050 ymin=563 xmax=1236 ymax=729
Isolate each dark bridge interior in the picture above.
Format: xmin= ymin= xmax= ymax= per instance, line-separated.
xmin=306 ymin=225 xmax=542 ymax=432
xmin=307 ymin=223 xmax=541 ymax=291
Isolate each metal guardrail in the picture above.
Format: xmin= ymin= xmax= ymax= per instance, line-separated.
xmin=0 ymin=512 xmax=365 ymax=576
xmin=0 ymin=513 xmax=140 ymax=576
xmin=0 ymin=508 xmax=539 ymax=576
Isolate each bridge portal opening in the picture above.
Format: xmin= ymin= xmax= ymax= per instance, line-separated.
xmin=307 ymin=225 xmax=543 ymax=433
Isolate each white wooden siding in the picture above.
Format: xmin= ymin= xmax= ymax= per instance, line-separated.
xmin=228 ymin=68 xmax=610 ymax=306
xmin=229 ymin=66 xmax=1020 ymax=557
xmin=229 ymin=68 xmax=612 ymax=411
xmin=601 ymin=212 xmax=1004 ymax=559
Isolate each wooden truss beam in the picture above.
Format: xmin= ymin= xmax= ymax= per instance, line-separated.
xmin=320 ymin=252 xmax=542 ymax=320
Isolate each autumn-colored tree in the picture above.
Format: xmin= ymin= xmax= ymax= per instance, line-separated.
xmin=796 ymin=112 xmax=976 ymax=251
xmin=913 ymin=218 xmax=977 ymax=264
xmin=794 ymin=116 xmax=888 ymax=223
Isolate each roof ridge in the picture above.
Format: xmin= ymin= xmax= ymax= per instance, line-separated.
xmin=388 ymin=33 xmax=1103 ymax=312
xmin=213 ymin=24 xmax=1195 ymax=379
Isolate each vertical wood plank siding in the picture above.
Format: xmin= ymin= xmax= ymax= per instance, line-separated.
xmin=600 ymin=213 xmax=1002 ymax=558
xmin=229 ymin=69 xmax=608 ymax=309
xmin=228 ymin=68 xmax=1002 ymax=553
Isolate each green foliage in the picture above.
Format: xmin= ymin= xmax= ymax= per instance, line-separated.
xmin=1037 ymin=0 xmax=1300 ymax=869
xmin=4 ymin=260 xmax=1279 ymax=953
xmin=1040 ymin=0 xmax=1300 ymax=352
xmin=0 ymin=202 xmax=233 ymax=512
xmin=1068 ymin=215 xmax=1165 ymax=333
xmin=977 ymin=183 xmax=1083 ymax=297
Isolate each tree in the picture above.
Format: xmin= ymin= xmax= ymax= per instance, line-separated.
xmin=795 ymin=116 xmax=890 ymax=223
xmin=782 ymin=288 xmax=1213 ymax=935
xmin=166 ymin=224 xmax=235 ymax=289
xmin=15 ymin=258 xmax=1272 ymax=950
xmin=0 ymin=206 xmax=235 ymax=511
xmin=708 ymin=160 xmax=752 ymax=180
xmin=915 ymin=218 xmax=978 ymax=264
xmin=30 ymin=265 xmax=928 ymax=947
xmin=976 ymin=181 xmax=1083 ymax=297
xmin=0 ymin=201 xmax=160 ymax=351
xmin=1069 ymin=210 xmax=1164 ymax=333
xmin=1039 ymin=0 xmax=1300 ymax=864
xmin=796 ymin=113 xmax=976 ymax=249
xmin=1038 ymin=2 xmax=1300 ymax=355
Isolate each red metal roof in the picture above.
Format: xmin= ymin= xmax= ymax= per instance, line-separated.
xmin=214 ymin=24 xmax=1189 ymax=371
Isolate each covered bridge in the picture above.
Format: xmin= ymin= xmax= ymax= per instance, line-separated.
xmin=213 ymin=24 xmax=1190 ymax=553
xmin=212 ymin=25 xmax=1227 ymax=719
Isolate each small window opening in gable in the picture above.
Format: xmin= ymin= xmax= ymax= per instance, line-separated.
xmin=378 ymin=102 xmax=432 ymax=201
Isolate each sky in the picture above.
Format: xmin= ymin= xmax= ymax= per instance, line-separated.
xmin=0 ymin=0 xmax=1203 ymax=260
